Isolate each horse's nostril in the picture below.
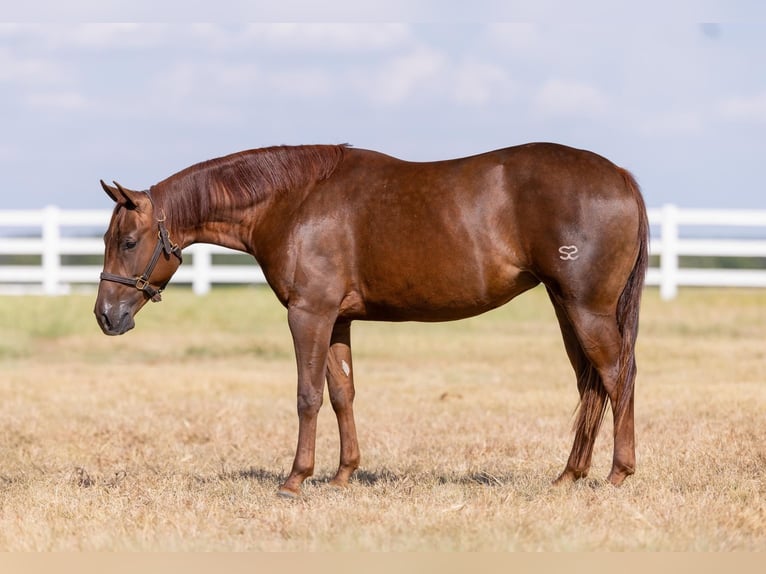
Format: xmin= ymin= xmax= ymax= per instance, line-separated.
xmin=100 ymin=312 xmax=112 ymax=330
xmin=118 ymin=311 xmax=131 ymax=330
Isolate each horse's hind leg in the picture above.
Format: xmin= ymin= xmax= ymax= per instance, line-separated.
xmin=552 ymin=298 xmax=635 ymax=485
xmin=548 ymin=292 xmax=609 ymax=483
xmin=325 ymin=321 xmax=360 ymax=487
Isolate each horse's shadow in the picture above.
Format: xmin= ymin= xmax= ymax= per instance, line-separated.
xmin=351 ymin=468 xmax=514 ymax=487
xmin=210 ymin=466 xmax=592 ymax=490
xmin=62 ymin=465 xmax=605 ymax=492
xmin=209 ymin=466 xmax=287 ymax=485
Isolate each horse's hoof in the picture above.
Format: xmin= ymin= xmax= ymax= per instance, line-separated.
xmin=552 ymin=473 xmax=572 ymax=486
xmin=606 ymin=471 xmax=631 ymax=487
xmin=552 ymin=469 xmax=585 ymax=486
xmin=328 ymin=478 xmax=349 ymax=490
xmin=276 ymin=487 xmax=300 ymax=499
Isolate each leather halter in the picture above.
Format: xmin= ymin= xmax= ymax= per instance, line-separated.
xmin=99 ymin=213 xmax=183 ymax=303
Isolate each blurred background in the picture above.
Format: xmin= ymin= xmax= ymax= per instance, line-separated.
xmin=2 ymin=2 xmax=765 ymax=299
xmin=1 ymin=2 xmax=765 ymax=211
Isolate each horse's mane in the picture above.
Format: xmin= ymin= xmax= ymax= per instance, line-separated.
xmin=152 ymin=144 xmax=348 ymax=229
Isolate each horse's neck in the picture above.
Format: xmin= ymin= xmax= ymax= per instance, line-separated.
xmin=158 ymin=185 xmax=260 ymax=255
xmin=158 ymin=144 xmax=343 ymax=256
xmin=186 ymin=221 xmax=255 ymax=253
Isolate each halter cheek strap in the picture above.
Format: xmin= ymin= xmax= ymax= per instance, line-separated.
xmin=99 ymin=218 xmax=183 ymax=302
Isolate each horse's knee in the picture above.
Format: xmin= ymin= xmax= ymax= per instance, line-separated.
xmin=297 ymin=388 xmax=323 ymax=417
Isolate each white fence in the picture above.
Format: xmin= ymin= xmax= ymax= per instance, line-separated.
xmin=1 ymin=205 xmax=765 ymax=300
xmin=0 ymin=207 xmax=264 ymax=297
xmin=647 ymin=205 xmax=766 ymax=299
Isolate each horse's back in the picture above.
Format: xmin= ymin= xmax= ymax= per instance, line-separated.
xmin=338 ymin=142 xmax=640 ymax=260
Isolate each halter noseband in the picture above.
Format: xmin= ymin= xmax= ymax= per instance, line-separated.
xmin=99 ymin=212 xmax=183 ymax=303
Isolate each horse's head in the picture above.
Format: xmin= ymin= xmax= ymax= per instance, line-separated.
xmin=94 ymin=180 xmax=183 ymax=335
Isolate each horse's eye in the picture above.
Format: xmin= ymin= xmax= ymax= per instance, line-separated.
xmin=123 ymin=239 xmax=137 ymax=250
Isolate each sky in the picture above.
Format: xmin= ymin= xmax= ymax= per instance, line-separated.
xmin=1 ymin=2 xmax=765 ymax=211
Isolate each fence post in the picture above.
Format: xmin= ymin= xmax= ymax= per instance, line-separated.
xmin=192 ymin=244 xmax=212 ymax=295
xmin=42 ymin=205 xmax=61 ymax=295
xmin=659 ymin=203 xmax=679 ymax=300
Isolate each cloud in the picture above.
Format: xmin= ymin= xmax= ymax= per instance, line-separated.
xmin=182 ymin=23 xmax=413 ymax=54
xmin=147 ymin=59 xmax=338 ymax=122
xmin=0 ymin=0 xmax=463 ymax=22
xmin=0 ymin=23 xmax=167 ymax=51
xmin=452 ymin=59 xmax=514 ymax=106
xmin=65 ymin=23 xmax=168 ymax=49
xmin=147 ymin=60 xmax=262 ymax=122
xmin=25 ymin=91 xmax=88 ymax=111
xmin=720 ymin=91 xmax=766 ymax=124
xmin=249 ymin=23 xmax=413 ymax=53
xmin=635 ymin=110 xmax=704 ymax=137
xmin=363 ymin=46 xmax=447 ymax=105
xmin=486 ymin=23 xmax=541 ymax=54
xmin=534 ymin=78 xmax=610 ymax=119
xmin=268 ymin=69 xmax=334 ymax=98
xmin=0 ymin=143 xmax=19 ymax=161
xmin=0 ymin=46 xmax=70 ymax=86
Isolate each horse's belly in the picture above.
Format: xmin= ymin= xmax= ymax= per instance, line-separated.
xmin=357 ymin=264 xmax=539 ymax=322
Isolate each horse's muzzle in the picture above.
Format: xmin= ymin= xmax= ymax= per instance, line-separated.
xmin=95 ymin=305 xmax=136 ymax=336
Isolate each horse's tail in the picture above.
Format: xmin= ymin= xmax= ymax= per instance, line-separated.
xmin=613 ymin=168 xmax=649 ymax=427
xmin=570 ymin=168 xmax=648 ymax=470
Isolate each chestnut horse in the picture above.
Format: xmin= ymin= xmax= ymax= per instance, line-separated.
xmin=95 ymin=143 xmax=648 ymax=497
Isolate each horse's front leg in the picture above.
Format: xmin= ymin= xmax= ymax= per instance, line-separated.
xmin=325 ymin=320 xmax=360 ymax=488
xmin=278 ymin=306 xmax=336 ymax=498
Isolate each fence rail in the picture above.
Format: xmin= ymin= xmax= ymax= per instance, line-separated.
xmin=646 ymin=205 xmax=766 ymax=299
xmin=1 ymin=205 xmax=765 ymax=300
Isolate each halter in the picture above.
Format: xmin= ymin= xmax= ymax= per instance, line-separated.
xmin=99 ymin=211 xmax=183 ymax=303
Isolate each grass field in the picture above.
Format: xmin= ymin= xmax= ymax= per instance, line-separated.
xmin=0 ymin=285 xmax=764 ymax=551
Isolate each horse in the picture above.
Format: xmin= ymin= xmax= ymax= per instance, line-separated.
xmin=94 ymin=142 xmax=649 ymax=497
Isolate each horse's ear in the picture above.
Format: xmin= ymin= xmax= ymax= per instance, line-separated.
xmin=105 ymin=180 xmax=145 ymax=210
xmin=100 ymin=179 xmax=120 ymax=203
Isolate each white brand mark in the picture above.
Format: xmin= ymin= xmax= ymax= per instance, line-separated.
xmin=341 ymin=360 xmax=351 ymax=377
xmin=558 ymin=245 xmax=580 ymax=260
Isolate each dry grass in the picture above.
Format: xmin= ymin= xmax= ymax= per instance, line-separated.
xmin=0 ymin=285 xmax=764 ymax=550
